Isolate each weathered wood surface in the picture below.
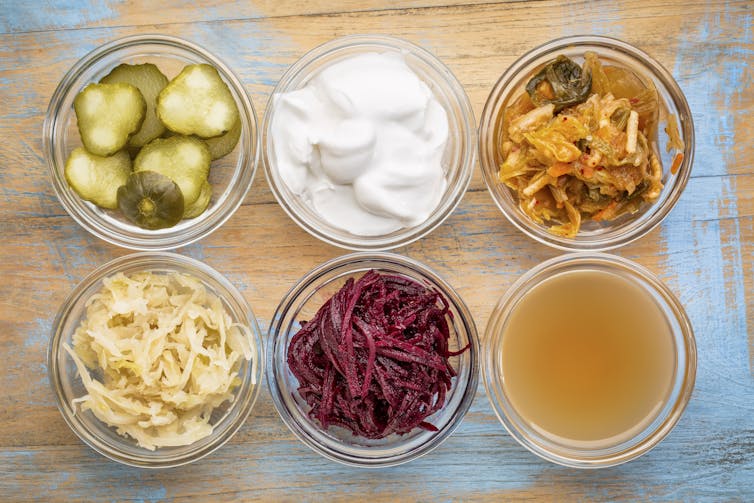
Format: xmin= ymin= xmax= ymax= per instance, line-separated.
xmin=0 ymin=0 xmax=752 ymax=501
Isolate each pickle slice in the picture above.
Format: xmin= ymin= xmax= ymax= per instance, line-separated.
xmin=74 ymin=82 xmax=146 ymax=156
xmin=101 ymin=63 xmax=169 ymax=148
xmin=117 ymin=171 xmax=184 ymax=229
xmin=157 ymin=64 xmax=239 ymax=138
xmin=64 ymin=147 xmax=131 ymax=209
xmin=183 ymin=181 xmax=212 ymax=219
xmin=133 ymin=135 xmax=210 ymax=206
xmin=201 ymin=118 xmax=241 ymax=160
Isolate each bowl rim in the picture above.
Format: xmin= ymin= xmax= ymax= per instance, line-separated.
xmin=266 ymin=251 xmax=480 ymax=467
xmin=262 ymin=34 xmax=477 ymax=251
xmin=478 ymin=34 xmax=695 ymax=251
xmin=482 ymin=252 xmax=697 ymax=468
xmin=47 ymin=251 xmax=265 ymax=468
xmin=43 ymin=33 xmax=259 ymax=251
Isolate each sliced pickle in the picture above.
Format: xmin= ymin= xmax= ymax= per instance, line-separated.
xmin=157 ymin=64 xmax=239 ymax=138
xmin=101 ymin=63 xmax=169 ymax=148
xmin=74 ymin=82 xmax=146 ymax=156
xmin=117 ymin=170 xmax=184 ymax=229
xmin=183 ymin=181 xmax=212 ymax=219
xmin=201 ymin=118 xmax=241 ymax=160
xmin=133 ymin=135 xmax=210 ymax=207
xmin=64 ymin=147 xmax=131 ymax=209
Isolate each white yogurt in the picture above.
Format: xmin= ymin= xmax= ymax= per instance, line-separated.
xmin=270 ymin=52 xmax=449 ymax=236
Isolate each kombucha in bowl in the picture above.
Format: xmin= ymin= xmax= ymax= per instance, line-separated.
xmin=483 ymin=253 xmax=696 ymax=468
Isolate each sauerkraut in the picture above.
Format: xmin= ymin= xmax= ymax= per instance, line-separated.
xmin=65 ymin=271 xmax=254 ymax=450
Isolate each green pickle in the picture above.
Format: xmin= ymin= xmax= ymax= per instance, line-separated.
xmin=64 ymin=147 xmax=131 ymax=209
xmin=183 ymin=181 xmax=212 ymax=219
xmin=66 ymin=61 xmax=240 ymax=227
xmin=74 ymin=82 xmax=146 ymax=156
xmin=157 ymin=64 xmax=239 ymax=138
xmin=201 ymin=118 xmax=241 ymax=160
xmin=133 ymin=136 xmax=210 ymax=207
xmin=117 ymin=171 xmax=184 ymax=229
xmin=100 ymin=63 xmax=169 ymax=148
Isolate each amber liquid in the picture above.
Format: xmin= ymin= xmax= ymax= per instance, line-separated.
xmin=502 ymin=269 xmax=676 ymax=446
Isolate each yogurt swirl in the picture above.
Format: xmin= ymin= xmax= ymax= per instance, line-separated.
xmin=270 ymin=52 xmax=449 ymax=236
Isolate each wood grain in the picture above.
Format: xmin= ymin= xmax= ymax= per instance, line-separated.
xmin=0 ymin=1 xmax=752 ymax=501
xmin=0 ymin=0 xmax=509 ymax=34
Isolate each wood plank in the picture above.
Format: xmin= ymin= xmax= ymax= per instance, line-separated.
xmin=0 ymin=0 xmax=506 ymax=34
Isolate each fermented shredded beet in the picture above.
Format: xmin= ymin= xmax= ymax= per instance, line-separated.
xmin=287 ymin=269 xmax=469 ymax=439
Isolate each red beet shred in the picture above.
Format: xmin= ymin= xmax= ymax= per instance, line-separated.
xmin=287 ymin=270 xmax=469 ymax=439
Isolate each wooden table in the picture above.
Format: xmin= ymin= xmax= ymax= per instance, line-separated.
xmin=1 ymin=1 xmax=752 ymax=501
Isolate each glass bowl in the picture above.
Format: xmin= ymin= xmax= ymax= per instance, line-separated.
xmin=44 ymin=34 xmax=259 ymax=250
xmin=267 ymin=252 xmax=479 ymax=467
xmin=262 ymin=35 xmax=476 ymax=250
xmin=48 ymin=252 xmax=264 ymax=468
xmin=483 ymin=253 xmax=696 ymax=468
xmin=479 ymin=35 xmax=694 ymax=251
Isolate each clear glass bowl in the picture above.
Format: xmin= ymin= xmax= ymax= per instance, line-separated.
xmin=483 ymin=253 xmax=696 ymax=468
xmin=48 ymin=252 xmax=264 ymax=468
xmin=479 ymin=35 xmax=694 ymax=251
xmin=267 ymin=252 xmax=480 ymax=466
xmin=262 ymin=35 xmax=476 ymax=250
xmin=44 ymin=34 xmax=259 ymax=250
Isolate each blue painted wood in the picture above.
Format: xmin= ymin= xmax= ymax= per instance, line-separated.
xmin=0 ymin=1 xmax=751 ymax=501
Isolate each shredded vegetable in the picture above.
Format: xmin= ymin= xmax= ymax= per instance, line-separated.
xmin=65 ymin=271 xmax=253 ymax=450
xmin=499 ymin=52 xmax=683 ymax=237
xmin=287 ymin=270 xmax=467 ymax=439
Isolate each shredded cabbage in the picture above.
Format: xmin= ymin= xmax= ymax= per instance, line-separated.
xmin=65 ymin=271 xmax=254 ymax=450
xmin=499 ymin=52 xmax=668 ymax=237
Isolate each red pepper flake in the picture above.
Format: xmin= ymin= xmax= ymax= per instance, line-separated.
xmin=670 ymin=153 xmax=684 ymax=175
xmin=597 ymin=165 xmax=604 ymax=171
